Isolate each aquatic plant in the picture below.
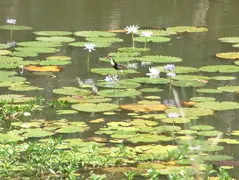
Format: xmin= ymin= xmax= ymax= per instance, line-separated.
xmin=141 ymin=30 xmax=152 ymax=48
xmin=124 ymin=25 xmax=139 ymax=48
xmin=146 ymin=67 xmax=160 ymax=78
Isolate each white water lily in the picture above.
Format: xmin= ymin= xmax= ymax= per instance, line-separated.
xmin=141 ymin=30 xmax=153 ymax=37
xmin=124 ymin=25 xmax=139 ymax=34
xmin=6 ymin=18 xmax=16 ymax=24
xmin=167 ymin=112 xmax=179 ymax=118
xmin=104 ymin=75 xmax=119 ymax=82
xmin=146 ymin=67 xmax=160 ymax=78
xmin=141 ymin=61 xmax=152 ymax=66
xmin=126 ymin=63 xmax=138 ymax=70
xmin=84 ymin=43 xmax=95 ymax=52
xmin=166 ymin=71 xmax=176 ymax=77
xmin=23 ymin=112 xmax=31 ymax=117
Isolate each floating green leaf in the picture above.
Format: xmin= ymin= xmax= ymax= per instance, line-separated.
xmin=0 ymin=25 xmax=32 ymax=31
xmin=69 ymin=41 xmax=111 ymax=48
xmin=91 ymin=68 xmax=138 ymax=75
xmin=196 ymin=88 xmax=222 ymax=94
xmin=72 ymin=103 xmax=118 ymax=112
xmin=23 ymin=128 xmax=54 ymax=138
xmin=74 ymin=31 xmax=116 ymax=37
xmin=53 ymin=87 xmax=91 ymax=96
xmin=12 ymin=51 xmax=38 ymax=57
xmin=17 ymin=41 xmax=62 ymax=47
xmin=130 ymin=77 xmax=169 ymax=84
xmin=15 ymin=47 xmax=57 ymax=54
xmin=136 ymin=55 xmax=182 ymax=63
xmin=86 ymin=37 xmax=123 ymax=43
xmin=0 ymin=94 xmax=34 ymax=103
xmin=128 ymin=134 xmax=173 ymax=143
xmin=134 ymin=36 xmax=170 ymax=43
xmin=46 ymin=56 xmax=71 ymax=61
xmin=216 ymin=52 xmax=239 ymax=60
xmin=58 ymin=96 xmax=111 ymax=104
xmin=99 ymin=56 xmax=135 ymax=62
xmin=211 ymin=76 xmax=236 ymax=81
xmin=167 ymin=26 xmax=208 ymax=33
xmin=190 ymin=125 xmax=214 ymax=131
xmin=217 ymin=86 xmax=239 ymax=93
xmin=0 ymin=44 xmax=10 ymax=49
xmin=173 ymin=75 xmax=209 ymax=81
xmin=39 ymin=59 xmax=71 ymax=66
xmin=203 ymin=155 xmax=233 ymax=161
xmin=36 ymin=36 xmax=75 ymax=43
xmin=118 ymin=47 xmax=150 ymax=52
xmin=0 ymin=133 xmax=25 ymax=143
xmin=190 ymin=97 xmax=215 ymax=102
xmin=218 ymin=37 xmax=239 ymax=43
xmin=196 ymin=101 xmax=239 ymax=111
xmin=56 ymin=110 xmax=78 ymax=115
xmin=97 ymin=89 xmax=141 ymax=97
xmin=197 ymin=130 xmax=223 ymax=137
xmin=8 ymin=85 xmax=43 ymax=91
xmin=171 ymin=80 xmax=206 ymax=87
xmin=200 ymin=65 xmax=239 ymax=73
xmin=97 ymin=80 xmax=140 ymax=89
xmin=0 ymin=50 xmax=11 ymax=55
xmin=161 ymin=117 xmax=191 ymax=124
xmin=166 ymin=107 xmax=214 ymax=117
xmin=34 ymin=31 xmax=72 ymax=36
xmin=139 ymin=88 xmax=163 ymax=93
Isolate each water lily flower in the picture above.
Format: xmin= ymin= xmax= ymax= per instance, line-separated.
xmin=141 ymin=30 xmax=153 ymax=37
xmin=104 ymin=75 xmax=119 ymax=82
xmin=189 ymin=145 xmax=201 ymax=151
xmin=163 ymin=99 xmax=176 ymax=106
xmin=141 ymin=61 xmax=152 ymax=66
xmin=84 ymin=43 xmax=95 ymax=52
xmin=23 ymin=112 xmax=31 ymax=117
xmin=167 ymin=112 xmax=179 ymax=118
xmin=124 ymin=25 xmax=139 ymax=34
xmin=126 ymin=63 xmax=138 ymax=70
xmin=6 ymin=18 xmax=16 ymax=24
xmin=164 ymin=64 xmax=175 ymax=71
xmin=84 ymin=78 xmax=94 ymax=85
xmin=147 ymin=169 xmax=153 ymax=173
xmin=7 ymin=41 xmax=16 ymax=48
xmin=146 ymin=67 xmax=160 ymax=78
xmin=166 ymin=72 xmax=176 ymax=77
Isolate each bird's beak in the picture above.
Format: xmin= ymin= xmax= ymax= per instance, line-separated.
xmin=106 ymin=55 xmax=110 ymax=58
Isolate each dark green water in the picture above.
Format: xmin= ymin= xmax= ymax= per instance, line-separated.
xmin=1 ymin=0 xmax=239 ymax=178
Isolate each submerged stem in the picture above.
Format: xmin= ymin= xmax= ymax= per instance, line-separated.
xmin=87 ymin=52 xmax=90 ymax=74
xmin=144 ymin=37 xmax=147 ymax=48
xmin=10 ymin=30 xmax=12 ymax=40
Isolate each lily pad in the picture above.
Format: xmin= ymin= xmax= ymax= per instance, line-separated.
xmin=97 ymin=80 xmax=140 ymax=89
xmin=36 ymin=36 xmax=75 ymax=43
xmin=120 ymin=103 xmax=167 ymax=112
xmin=15 ymin=47 xmax=57 ymax=54
xmin=171 ymin=80 xmax=206 ymax=87
xmin=23 ymin=128 xmax=55 ymax=138
xmin=8 ymin=85 xmax=43 ymax=91
xmin=97 ymin=89 xmax=141 ymax=97
xmin=200 ymin=65 xmax=239 ymax=73
xmin=56 ymin=110 xmax=78 ymax=115
xmin=58 ymin=95 xmax=111 ymax=104
xmin=196 ymin=88 xmax=223 ymax=94
xmin=118 ymin=47 xmax=150 ymax=52
xmin=55 ymin=126 xmax=83 ymax=133
xmin=134 ymin=36 xmax=170 ymax=43
xmin=128 ymin=134 xmax=173 ymax=143
xmin=0 ymin=94 xmax=34 ymax=103
xmin=136 ymin=55 xmax=182 ymax=63
xmin=197 ymin=130 xmax=223 ymax=137
xmin=0 ymin=133 xmax=25 ymax=143
xmin=190 ymin=125 xmax=214 ymax=131
xmin=139 ymin=87 xmax=163 ymax=93
xmin=46 ymin=56 xmax=71 ymax=61
xmin=157 ymin=66 xmax=199 ymax=74
xmin=130 ymin=77 xmax=169 ymax=84
xmin=69 ymin=41 xmax=111 ymax=48
xmin=166 ymin=26 xmax=208 ymax=33
xmin=0 ymin=50 xmax=11 ymax=55
xmin=219 ymin=37 xmax=239 ymax=43
xmin=99 ymin=56 xmax=135 ymax=62
xmin=39 ymin=60 xmax=71 ymax=66
xmin=74 ymin=31 xmax=116 ymax=37
xmin=72 ymin=103 xmax=118 ymax=112
xmin=216 ymin=52 xmax=239 ymax=60
xmin=91 ymin=68 xmax=138 ymax=75
xmin=161 ymin=117 xmax=191 ymax=124
xmin=86 ymin=37 xmax=123 ymax=43
xmin=166 ymin=107 xmax=214 ymax=117
xmin=17 ymin=41 xmax=62 ymax=47
xmin=173 ymin=75 xmax=209 ymax=81
xmin=217 ymin=86 xmax=239 ymax=93
xmin=0 ymin=25 xmax=32 ymax=31
xmin=53 ymin=87 xmax=91 ymax=96
xmin=34 ymin=31 xmax=72 ymax=36
xmin=195 ymin=101 xmax=239 ymax=111
xmin=190 ymin=97 xmax=215 ymax=102
xmin=12 ymin=51 xmax=38 ymax=57
xmin=211 ymin=76 xmax=236 ymax=81
xmin=203 ymin=155 xmax=233 ymax=161
xmin=0 ymin=44 xmax=10 ymax=49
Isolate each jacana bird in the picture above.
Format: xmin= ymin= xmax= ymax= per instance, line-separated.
xmin=107 ymin=55 xmax=127 ymax=71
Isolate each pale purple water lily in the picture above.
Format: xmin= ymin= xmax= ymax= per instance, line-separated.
xmin=164 ymin=64 xmax=175 ymax=71
xmin=163 ymin=99 xmax=176 ymax=106
xmin=7 ymin=41 xmax=16 ymax=48
xmin=167 ymin=112 xmax=179 ymax=118
xmin=124 ymin=25 xmax=139 ymax=34
xmin=166 ymin=72 xmax=176 ymax=77
xmin=84 ymin=43 xmax=95 ymax=52
xmin=146 ymin=67 xmax=160 ymax=78
xmin=6 ymin=18 xmax=16 ymax=24
xmin=141 ymin=30 xmax=153 ymax=37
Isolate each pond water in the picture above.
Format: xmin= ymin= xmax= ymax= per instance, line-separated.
xmin=1 ymin=0 xmax=239 ymax=179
